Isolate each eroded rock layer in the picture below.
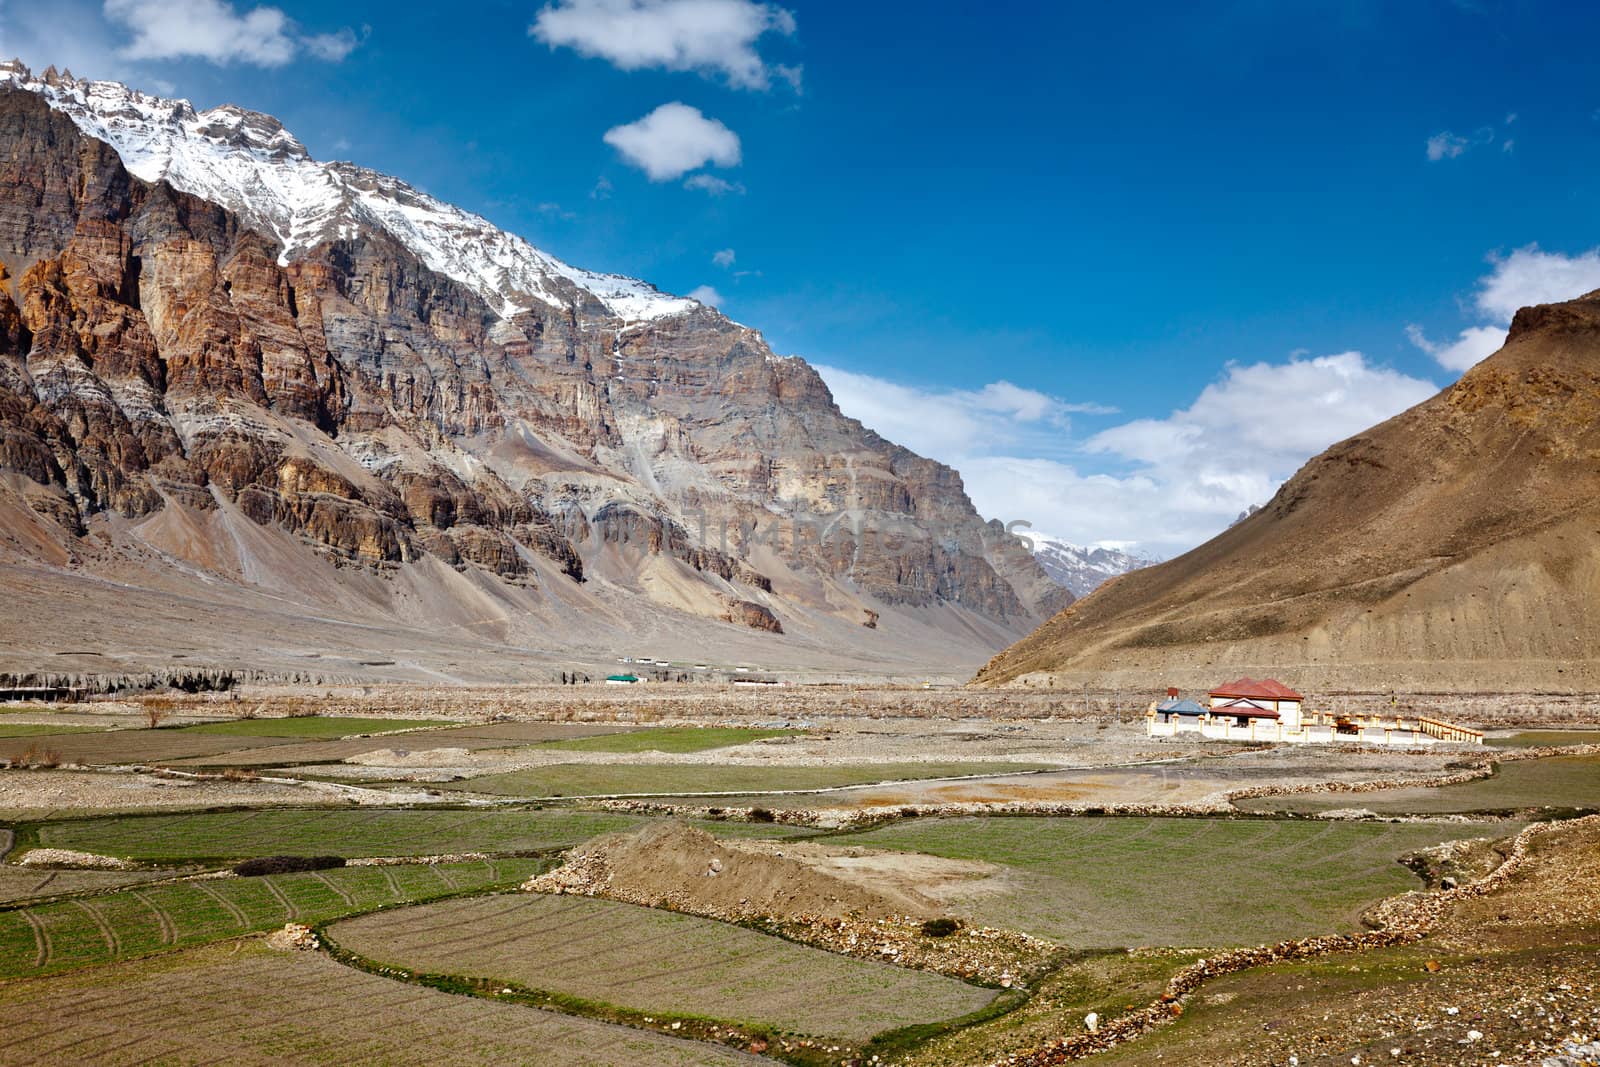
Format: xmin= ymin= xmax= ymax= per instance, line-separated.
xmin=0 ymin=71 xmax=1066 ymax=678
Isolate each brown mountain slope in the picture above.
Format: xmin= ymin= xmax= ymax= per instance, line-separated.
xmin=0 ymin=74 xmax=1068 ymax=685
xmin=976 ymin=291 xmax=1600 ymax=692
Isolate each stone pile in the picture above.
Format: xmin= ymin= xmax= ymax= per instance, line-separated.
xmin=267 ymin=923 xmax=320 ymax=951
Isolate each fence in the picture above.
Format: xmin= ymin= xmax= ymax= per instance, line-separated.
xmin=1146 ymin=709 xmax=1483 ymax=746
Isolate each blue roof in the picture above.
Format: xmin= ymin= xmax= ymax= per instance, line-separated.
xmin=1157 ymin=699 xmax=1205 ymax=714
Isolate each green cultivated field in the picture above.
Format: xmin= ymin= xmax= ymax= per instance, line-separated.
xmin=177 ymin=717 xmax=450 ymax=738
xmin=330 ymin=893 xmax=997 ymax=1041
xmin=830 ymin=816 xmax=1516 ymax=948
xmin=0 ymin=858 xmax=542 ymax=978
xmin=0 ymin=941 xmax=754 ymax=1067
xmin=535 ymin=725 xmax=798 ymax=754
xmin=30 ymin=809 xmax=655 ymax=863
xmin=27 ymin=808 xmax=816 ymax=864
xmin=1237 ymin=755 xmax=1600 ymax=815
xmin=0 ymin=866 xmax=181 ymax=904
xmin=447 ymin=761 xmax=1052 ymax=798
xmin=1488 ymin=730 xmax=1600 ymax=748
xmin=0 ymin=723 xmax=106 ymax=737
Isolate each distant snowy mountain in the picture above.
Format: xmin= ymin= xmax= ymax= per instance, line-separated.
xmin=0 ymin=61 xmax=694 ymax=322
xmin=1027 ymin=534 xmax=1157 ymax=598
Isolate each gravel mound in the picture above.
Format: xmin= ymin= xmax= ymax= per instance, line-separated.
xmin=530 ymin=821 xmax=935 ymax=921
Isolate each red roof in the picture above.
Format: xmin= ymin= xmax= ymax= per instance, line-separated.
xmin=1214 ymin=698 xmax=1281 ymax=719
xmin=1209 ymin=677 xmax=1303 ymax=701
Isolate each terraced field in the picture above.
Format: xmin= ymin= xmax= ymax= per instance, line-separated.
xmin=329 ymin=893 xmax=998 ymax=1041
xmin=1488 ymin=730 xmax=1600 ymax=748
xmin=175 ymin=717 xmax=450 ymax=737
xmin=830 ymin=816 xmax=1517 ymax=947
xmin=443 ymin=761 xmax=1053 ymax=798
xmin=0 ymin=865 xmax=182 ymax=904
xmin=25 ymin=808 xmax=818 ymax=864
xmin=0 ymin=731 xmax=313 ymax=766
xmin=28 ymin=809 xmax=654 ymax=862
xmin=534 ymin=725 xmax=799 ymax=753
xmin=0 ymin=858 xmax=542 ymax=978
xmin=0 ymin=723 xmax=105 ymax=737
xmin=0 ymin=721 xmax=639 ymax=770
xmin=0 ymin=940 xmax=758 ymax=1066
xmin=1237 ymin=754 xmax=1600 ymax=815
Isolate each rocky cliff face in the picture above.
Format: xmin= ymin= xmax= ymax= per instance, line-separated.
xmin=977 ymin=290 xmax=1600 ymax=692
xmin=0 ymin=64 xmax=1064 ymax=678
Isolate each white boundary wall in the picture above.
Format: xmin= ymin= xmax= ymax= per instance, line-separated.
xmin=1146 ymin=717 xmax=1469 ymax=746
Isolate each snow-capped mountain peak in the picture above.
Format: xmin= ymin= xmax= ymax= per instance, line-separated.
xmin=0 ymin=59 xmax=696 ymax=324
xmin=1026 ymin=533 xmax=1157 ymax=598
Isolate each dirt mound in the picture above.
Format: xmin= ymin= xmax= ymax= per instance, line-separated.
xmin=530 ymin=821 xmax=940 ymax=921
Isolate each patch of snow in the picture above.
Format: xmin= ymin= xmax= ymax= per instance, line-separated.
xmin=1026 ymin=531 xmax=1159 ymax=598
xmin=0 ymin=61 xmax=696 ymax=324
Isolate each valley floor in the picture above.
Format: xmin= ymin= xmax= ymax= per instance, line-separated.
xmin=0 ymin=685 xmax=1596 ymax=1066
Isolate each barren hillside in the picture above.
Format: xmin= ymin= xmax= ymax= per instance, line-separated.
xmin=977 ymin=290 xmax=1600 ymax=692
xmin=0 ymin=64 xmax=1068 ymax=683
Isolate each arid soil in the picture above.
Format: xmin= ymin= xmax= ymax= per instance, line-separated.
xmin=0 ymin=768 xmax=437 ymax=819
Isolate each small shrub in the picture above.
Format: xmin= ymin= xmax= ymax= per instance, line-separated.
xmin=221 ymin=767 xmax=259 ymax=782
xmin=11 ymin=744 xmax=61 ymax=769
xmin=920 ymin=917 xmax=962 ymax=938
xmin=747 ymin=807 xmax=776 ymax=823
xmin=144 ymin=706 xmax=170 ymax=729
xmin=233 ymin=855 xmax=346 ymax=877
xmin=899 ymin=807 xmax=920 ymax=818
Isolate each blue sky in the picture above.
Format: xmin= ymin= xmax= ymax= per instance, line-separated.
xmin=8 ymin=0 xmax=1600 ymax=555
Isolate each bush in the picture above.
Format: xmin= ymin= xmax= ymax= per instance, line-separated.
xmin=233 ymin=855 xmax=346 ymax=877
xmin=747 ymin=807 xmax=776 ymax=823
xmin=920 ymin=917 xmax=962 ymax=938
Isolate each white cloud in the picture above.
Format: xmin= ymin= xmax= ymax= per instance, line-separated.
xmin=0 ymin=0 xmax=129 ymax=81
xmin=684 ymin=172 xmax=745 ymax=195
xmin=819 ymin=354 xmax=1435 ymax=557
xmin=530 ymin=0 xmax=796 ymax=90
xmin=1405 ymin=323 xmax=1504 ymax=372
xmin=1425 ymin=126 xmax=1494 ymax=161
xmin=1087 ymin=353 xmax=1434 ymax=471
xmin=103 ymin=0 xmax=358 ymax=67
xmin=816 ymin=367 xmax=1093 ymax=464
xmin=302 ymin=27 xmax=359 ymax=61
xmin=712 ymin=248 xmax=736 ymax=268
xmin=1426 ymin=131 xmax=1470 ymax=161
xmin=603 ymin=102 xmax=740 ymax=181
xmin=1407 ymin=245 xmax=1600 ymax=372
xmin=687 ymin=284 xmax=724 ymax=306
xmin=1474 ymin=245 xmax=1600 ymax=320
